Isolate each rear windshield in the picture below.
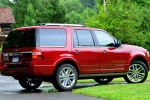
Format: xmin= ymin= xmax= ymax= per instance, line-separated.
xmin=3 ymin=29 xmax=35 ymax=49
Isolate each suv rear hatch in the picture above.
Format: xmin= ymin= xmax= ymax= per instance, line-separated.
xmin=2 ymin=29 xmax=36 ymax=69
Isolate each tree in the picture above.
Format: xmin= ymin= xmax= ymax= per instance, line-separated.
xmin=65 ymin=11 xmax=84 ymax=24
xmin=0 ymin=0 xmax=9 ymax=7
xmin=0 ymin=0 xmax=3 ymax=6
xmin=61 ymin=0 xmax=97 ymax=24
xmin=86 ymin=0 xmax=150 ymax=51
xmin=24 ymin=3 xmax=36 ymax=26
xmin=80 ymin=0 xmax=96 ymax=8
xmin=36 ymin=0 xmax=66 ymax=23
xmin=4 ymin=0 xmax=66 ymax=28
xmin=60 ymin=0 xmax=84 ymax=13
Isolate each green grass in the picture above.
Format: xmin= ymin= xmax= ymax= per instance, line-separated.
xmin=74 ymin=73 xmax=150 ymax=100
xmin=44 ymin=88 xmax=58 ymax=93
xmin=42 ymin=73 xmax=150 ymax=100
xmin=41 ymin=86 xmax=58 ymax=93
xmin=78 ymin=79 xmax=95 ymax=83
xmin=73 ymin=83 xmax=150 ymax=100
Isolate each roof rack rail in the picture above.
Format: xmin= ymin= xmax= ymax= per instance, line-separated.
xmin=39 ymin=23 xmax=86 ymax=27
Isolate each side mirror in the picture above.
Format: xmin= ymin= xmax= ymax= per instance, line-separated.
xmin=115 ymin=40 xmax=121 ymax=47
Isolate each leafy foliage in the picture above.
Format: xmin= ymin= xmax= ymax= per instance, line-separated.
xmin=86 ymin=0 xmax=150 ymax=51
xmin=24 ymin=3 xmax=36 ymax=26
xmin=0 ymin=0 xmax=3 ymax=6
xmin=3 ymin=0 xmax=66 ymax=28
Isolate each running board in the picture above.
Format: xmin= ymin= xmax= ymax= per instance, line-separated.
xmin=79 ymin=72 xmax=127 ymax=78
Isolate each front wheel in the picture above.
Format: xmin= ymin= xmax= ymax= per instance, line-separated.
xmin=19 ymin=78 xmax=42 ymax=90
xmin=124 ymin=61 xmax=148 ymax=83
xmin=52 ymin=63 xmax=78 ymax=91
xmin=94 ymin=77 xmax=113 ymax=84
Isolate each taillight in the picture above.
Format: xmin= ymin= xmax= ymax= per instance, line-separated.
xmin=32 ymin=50 xmax=42 ymax=59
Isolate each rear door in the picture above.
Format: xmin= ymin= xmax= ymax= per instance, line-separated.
xmin=72 ymin=29 xmax=99 ymax=74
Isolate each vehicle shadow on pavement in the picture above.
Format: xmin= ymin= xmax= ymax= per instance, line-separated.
xmin=74 ymin=82 xmax=127 ymax=89
xmin=19 ymin=89 xmax=43 ymax=93
xmin=74 ymin=83 xmax=99 ymax=89
xmin=6 ymin=83 xmax=100 ymax=94
xmin=0 ymin=82 xmax=127 ymax=94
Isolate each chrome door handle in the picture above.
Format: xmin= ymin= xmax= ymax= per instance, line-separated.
xmin=103 ymin=50 xmax=108 ymax=54
xmin=75 ymin=50 xmax=80 ymax=54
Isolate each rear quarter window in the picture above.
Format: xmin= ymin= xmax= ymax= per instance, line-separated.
xmin=37 ymin=29 xmax=67 ymax=47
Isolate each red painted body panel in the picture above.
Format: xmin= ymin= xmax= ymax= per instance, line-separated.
xmin=99 ymin=47 xmax=128 ymax=73
xmin=72 ymin=47 xmax=99 ymax=74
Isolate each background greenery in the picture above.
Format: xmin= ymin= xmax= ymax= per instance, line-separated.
xmin=1 ymin=0 xmax=150 ymax=51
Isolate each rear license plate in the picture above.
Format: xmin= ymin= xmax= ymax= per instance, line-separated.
xmin=12 ymin=57 xmax=19 ymax=62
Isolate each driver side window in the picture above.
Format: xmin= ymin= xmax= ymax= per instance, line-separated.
xmin=94 ymin=30 xmax=116 ymax=47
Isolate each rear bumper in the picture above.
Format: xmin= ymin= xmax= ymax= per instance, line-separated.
xmin=0 ymin=60 xmax=55 ymax=77
xmin=0 ymin=66 xmax=54 ymax=77
xmin=0 ymin=68 xmax=33 ymax=76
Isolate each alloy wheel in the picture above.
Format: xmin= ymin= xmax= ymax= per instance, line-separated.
xmin=127 ymin=64 xmax=146 ymax=82
xmin=59 ymin=67 xmax=76 ymax=88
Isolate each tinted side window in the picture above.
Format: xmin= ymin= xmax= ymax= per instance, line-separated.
xmin=39 ymin=29 xmax=66 ymax=46
xmin=94 ymin=31 xmax=115 ymax=47
xmin=73 ymin=30 xmax=94 ymax=46
xmin=73 ymin=30 xmax=79 ymax=46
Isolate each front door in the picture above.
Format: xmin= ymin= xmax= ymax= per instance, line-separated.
xmin=93 ymin=30 xmax=127 ymax=73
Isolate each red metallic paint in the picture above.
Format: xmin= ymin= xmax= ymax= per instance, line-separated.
xmin=72 ymin=47 xmax=99 ymax=74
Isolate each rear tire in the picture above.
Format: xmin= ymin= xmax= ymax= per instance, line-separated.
xmin=94 ymin=77 xmax=113 ymax=84
xmin=52 ymin=63 xmax=78 ymax=91
xmin=124 ymin=61 xmax=148 ymax=83
xmin=19 ymin=78 xmax=42 ymax=90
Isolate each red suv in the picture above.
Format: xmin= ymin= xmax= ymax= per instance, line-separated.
xmin=1 ymin=23 xmax=150 ymax=91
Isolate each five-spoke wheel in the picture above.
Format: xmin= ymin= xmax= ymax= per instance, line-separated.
xmin=124 ymin=61 xmax=148 ymax=83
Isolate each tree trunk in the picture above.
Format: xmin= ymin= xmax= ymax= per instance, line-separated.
xmin=104 ymin=0 xmax=106 ymax=12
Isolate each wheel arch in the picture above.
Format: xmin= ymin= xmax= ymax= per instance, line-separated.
xmin=53 ymin=59 xmax=80 ymax=77
xmin=130 ymin=56 xmax=149 ymax=70
xmin=124 ymin=58 xmax=149 ymax=83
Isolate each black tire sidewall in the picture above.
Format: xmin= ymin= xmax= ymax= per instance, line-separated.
xmin=18 ymin=78 xmax=42 ymax=90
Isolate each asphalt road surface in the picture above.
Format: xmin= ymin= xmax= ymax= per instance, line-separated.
xmin=0 ymin=76 xmax=103 ymax=100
